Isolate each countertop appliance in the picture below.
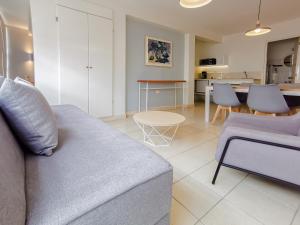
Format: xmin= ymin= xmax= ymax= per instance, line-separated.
xmin=201 ymin=71 xmax=208 ymax=79
xmin=200 ymin=58 xmax=217 ymax=66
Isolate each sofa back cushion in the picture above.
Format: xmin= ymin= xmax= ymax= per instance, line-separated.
xmin=0 ymin=112 xmax=26 ymax=225
xmin=0 ymin=79 xmax=58 ymax=155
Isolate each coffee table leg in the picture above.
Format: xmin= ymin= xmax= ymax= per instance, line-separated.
xmin=134 ymin=120 xmax=180 ymax=147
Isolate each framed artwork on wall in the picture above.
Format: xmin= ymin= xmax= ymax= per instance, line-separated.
xmin=145 ymin=36 xmax=173 ymax=67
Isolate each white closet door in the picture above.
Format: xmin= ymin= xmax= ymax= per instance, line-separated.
xmin=57 ymin=6 xmax=89 ymax=113
xmin=88 ymin=15 xmax=113 ymax=118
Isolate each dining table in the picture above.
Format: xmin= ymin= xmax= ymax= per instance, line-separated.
xmin=204 ymin=84 xmax=300 ymax=123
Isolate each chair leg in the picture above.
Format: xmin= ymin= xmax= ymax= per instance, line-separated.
xmin=235 ymin=107 xmax=241 ymax=113
xmin=288 ymin=108 xmax=297 ymax=115
xmin=221 ymin=107 xmax=227 ymax=121
xmin=212 ymin=161 xmax=223 ymax=185
xmin=211 ymin=105 xmax=221 ymax=124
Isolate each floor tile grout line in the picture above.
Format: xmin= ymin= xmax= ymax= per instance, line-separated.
xmin=166 ymin=136 xmax=218 ymax=160
xmin=216 ymin=174 xmax=270 ymax=225
xmin=172 ymin=159 xmax=215 ymax=185
xmin=172 ymin=197 xmax=200 ymax=221
xmin=289 ymin=201 xmax=300 ymax=225
xmin=241 ymin=177 xmax=300 ymax=212
xmin=195 ymin=174 xmax=250 ymax=224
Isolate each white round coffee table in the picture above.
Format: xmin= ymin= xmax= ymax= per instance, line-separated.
xmin=133 ymin=111 xmax=185 ymax=147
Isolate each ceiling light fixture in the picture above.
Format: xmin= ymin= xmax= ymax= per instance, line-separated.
xmin=245 ymin=0 xmax=271 ymax=36
xmin=179 ymin=0 xmax=212 ymax=8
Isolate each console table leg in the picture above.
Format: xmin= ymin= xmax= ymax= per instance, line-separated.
xmin=146 ymin=82 xmax=149 ymax=112
xmin=174 ymin=83 xmax=177 ymax=109
xmin=138 ymin=83 xmax=141 ymax=112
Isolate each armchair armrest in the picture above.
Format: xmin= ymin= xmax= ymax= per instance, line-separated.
xmin=216 ymin=126 xmax=300 ymax=160
xmin=224 ymin=112 xmax=300 ymax=136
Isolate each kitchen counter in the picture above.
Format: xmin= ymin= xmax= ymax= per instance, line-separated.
xmin=195 ymin=78 xmax=255 ymax=95
xmin=195 ymin=78 xmax=254 ymax=83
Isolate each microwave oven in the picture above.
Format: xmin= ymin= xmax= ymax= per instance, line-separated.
xmin=200 ymin=58 xmax=217 ymax=66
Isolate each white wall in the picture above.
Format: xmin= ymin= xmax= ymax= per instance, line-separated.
xmin=30 ymin=0 xmax=59 ymax=104
xmin=126 ymin=17 xmax=185 ymax=112
xmin=30 ymin=0 xmax=126 ymax=117
xmin=184 ymin=33 xmax=195 ymax=106
xmin=30 ymin=0 xmax=196 ymax=115
xmin=196 ymin=17 xmax=300 ymax=83
xmin=5 ymin=26 xmax=34 ymax=81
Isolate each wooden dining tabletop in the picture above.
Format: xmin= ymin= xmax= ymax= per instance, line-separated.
xmin=223 ymin=84 xmax=300 ymax=92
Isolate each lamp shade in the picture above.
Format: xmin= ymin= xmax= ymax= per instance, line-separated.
xmin=245 ymin=0 xmax=271 ymax=37
xmin=180 ymin=0 xmax=212 ymax=8
xmin=245 ymin=22 xmax=271 ymax=36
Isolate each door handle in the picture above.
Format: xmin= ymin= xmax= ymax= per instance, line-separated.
xmin=86 ymin=66 xmax=93 ymax=69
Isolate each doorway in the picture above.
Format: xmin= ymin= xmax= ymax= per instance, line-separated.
xmin=266 ymin=37 xmax=300 ymax=84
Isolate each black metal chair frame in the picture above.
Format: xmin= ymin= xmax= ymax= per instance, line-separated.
xmin=212 ymin=136 xmax=300 ymax=189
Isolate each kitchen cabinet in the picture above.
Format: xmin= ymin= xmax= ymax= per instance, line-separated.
xmin=195 ymin=78 xmax=254 ymax=95
xmin=195 ymin=80 xmax=209 ymax=94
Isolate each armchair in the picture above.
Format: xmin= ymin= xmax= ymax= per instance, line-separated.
xmin=212 ymin=112 xmax=300 ymax=187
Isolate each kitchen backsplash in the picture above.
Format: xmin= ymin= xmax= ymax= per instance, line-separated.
xmin=197 ymin=72 xmax=263 ymax=80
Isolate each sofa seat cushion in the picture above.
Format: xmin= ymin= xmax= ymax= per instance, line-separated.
xmin=25 ymin=105 xmax=172 ymax=225
xmin=0 ymin=112 xmax=26 ymax=225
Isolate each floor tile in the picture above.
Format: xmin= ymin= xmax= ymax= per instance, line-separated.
xmin=173 ymin=176 xmax=222 ymax=219
xmin=292 ymin=209 xmax=300 ymax=225
xmin=190 ymin=161 xmax=247 ymax=196
xmin=226 ymin=180 xmax=296 ymax=225
xmin=169 ymin=140 xmax=217 ymax=182
xmin=201 ymin=200 xmax=264 ymax=225
xmin=171 ymin=199 xmax=198 ymax=225
xmin=151 ymin=131 xmax=217 ymax=159
xmin=243 ymin=175 xmax=300 ymax=210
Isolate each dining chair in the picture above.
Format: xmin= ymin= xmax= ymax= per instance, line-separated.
xmin=247 ymin=84 xmax=290 ymax=116
xmin=211 ymin=83 xmax=241 ymax=124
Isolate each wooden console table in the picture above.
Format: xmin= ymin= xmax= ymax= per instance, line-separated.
xmin=137 ymin=80 xmax=186 ymax=112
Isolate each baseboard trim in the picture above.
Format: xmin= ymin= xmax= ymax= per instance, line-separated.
xmin=101 ymin=114 xmax=127 ymax=121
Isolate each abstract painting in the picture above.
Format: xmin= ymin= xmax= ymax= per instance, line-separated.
xmin=145 ymin=36 xmax=173 ymax=67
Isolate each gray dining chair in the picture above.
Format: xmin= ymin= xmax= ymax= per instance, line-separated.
xmin=212 ymin=83 xmax=241 ymax=124
xmin=247 ymin=84 xmax=290 ymax=116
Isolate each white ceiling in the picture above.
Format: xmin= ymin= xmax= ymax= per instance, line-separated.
xmin=1 ymin=0 xmax=300 ymax=38
xmin=0 ymin=0 xmax=30 ymax=29
xmin=87 ymin=0 xmax=300 ymax=40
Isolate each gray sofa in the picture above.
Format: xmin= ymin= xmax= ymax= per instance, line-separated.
xmin=213 ymin=112 xmax=300 ymax=187
xmin=1 ymin=105 xmax=173 ymax=225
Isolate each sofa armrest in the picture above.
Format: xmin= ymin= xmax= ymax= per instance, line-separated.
xmin=224 ymin=113 xmax=300 ymax=135
xmin=216 ymin=126 xmax=300 ymax=160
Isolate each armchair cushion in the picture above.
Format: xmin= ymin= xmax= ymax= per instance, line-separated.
xmin=216 ymin=126 xmax=300 ymax=185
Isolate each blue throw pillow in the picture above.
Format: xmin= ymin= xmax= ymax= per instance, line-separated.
xmin=0 ymin=79 xmax=58 ymax=156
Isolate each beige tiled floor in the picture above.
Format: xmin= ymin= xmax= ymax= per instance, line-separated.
xmin=106 ymin=103 xmax=300 ymax=225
